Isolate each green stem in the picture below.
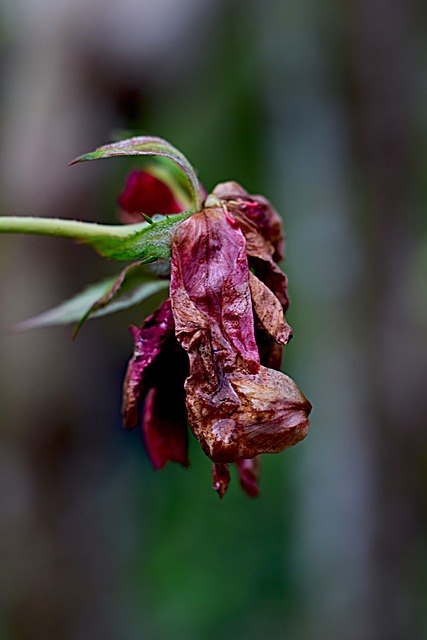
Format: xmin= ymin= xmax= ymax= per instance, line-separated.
xmin=0 ymin=216 xmax=146 ymax=241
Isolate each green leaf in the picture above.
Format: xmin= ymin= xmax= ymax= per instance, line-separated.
xmin=71 ymin=136 xmax=203 ymax=212
xmin=72 ymin=260 xmax=165 ymax=335
xmin=93 ymin=278 xmax=168 ymax=317
xmin=13 ymin=270 xmax=169 ymax=333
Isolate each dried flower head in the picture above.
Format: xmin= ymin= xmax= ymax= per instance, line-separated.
xmin=0 ymin=136 xmax=311 ymax=498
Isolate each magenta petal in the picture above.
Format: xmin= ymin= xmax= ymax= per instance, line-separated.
xmin=236 ymin=458 xmax=260 ymax=497
xmin=142 ymin=387 xmax=189 ymax=470
xmin=122 ymin=299 xmax=175 ymax=429
xmin=212 ymin=462 xmax=231 ymax=498
xmin=118 ymin=170 xmax=184 ymax=217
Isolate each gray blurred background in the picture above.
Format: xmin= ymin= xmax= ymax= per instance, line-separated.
xmin=0 ymin=1 xmax=427 ymax=639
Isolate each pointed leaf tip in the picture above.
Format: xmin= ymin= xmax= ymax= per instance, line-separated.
xmin=70 ymin=136 xmax=203 ymax=211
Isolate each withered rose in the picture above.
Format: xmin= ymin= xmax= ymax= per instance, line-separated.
xmin=123 ymin=181 xmax=311 ymax=498
xmin=3 ymin=135 xmax=311 ymax=500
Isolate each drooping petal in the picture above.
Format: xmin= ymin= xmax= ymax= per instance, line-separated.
xmin=142 ymin=384 xmax=189 ymax=469
xmin=170 ymin=207 xmax=311 ymax=464
xmin=236 ymin=457 xmax=260 ymax=497
xmin=212 ymin=182 xmax=290 ymax=311
xmin=119 ymin=170 xmax=183 ymax=220
xmin=212 ymin=462 xmax=231 ymax=498
xmin=229 ymin=208 xmax=290 ymax=312
xmin=141 ymin=336 xmax=189 ymax=468
xmin=122 ymin=299 xmax=175 ymax=429
xmin=248 ymin=271 xmax=292 ymax=346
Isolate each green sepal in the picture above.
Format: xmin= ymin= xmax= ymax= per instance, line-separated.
xmin=70 ymin=136 xmax=203 ymax=212
xmin=86 ymin=211 xmax=192 ymax=261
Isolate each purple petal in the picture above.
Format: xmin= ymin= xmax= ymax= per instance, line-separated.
xmin=122 ymin=299 xmax=175 ymax=429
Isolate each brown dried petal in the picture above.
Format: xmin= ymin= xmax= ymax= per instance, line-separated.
xmin=170 ymin=207 xmax=311 ymax=464
xmin=212 ymin=462 xmax=231 ymax=498
xmin=227 ymin=208 xmax=290 ymax=313
xmin=188 ymin=359 xmax=311 ymax=462
xmin=211 ymin=193 xmax=290 ymax=313
xmin=122 ymin=299 xmax=175 ymax=429
xmin=249 ymin=271 xmax=292 ymax=346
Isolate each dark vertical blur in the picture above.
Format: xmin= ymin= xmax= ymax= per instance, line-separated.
xmin=0 ymin=1 xmax=426 ymax=639
xmin=351 ymin=1 xmax=427 ymax=638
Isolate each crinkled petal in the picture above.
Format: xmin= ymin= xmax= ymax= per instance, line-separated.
xmin=171 ymin=207 xmax=259 ymax=363
xmin=248 ymin=271 xmax=292 ymax=345
xmin=185 ymin=356 xmax=311 ymax=462
xmin=227 ymin=208 xmax=290 ymax=312
xmin=249 ymin=256 xmax=290 ymax=314
xmin=212 ymin=181 xmax=284 ymax=262
xmin=170 ymin=207 xmax=311 ymax=464
xmin=122 ymin=299 xmax=175 ymax=429
xmin=211 ymin=182 xmax=290 ymax=311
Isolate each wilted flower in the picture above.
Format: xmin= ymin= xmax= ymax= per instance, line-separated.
xmin=120 ymin=177 xmax=311 ymax=497
xmin=169 ymin=202 xmax=311 ymax=497
xmin=0 ymin=135 xmax=311 ymax=499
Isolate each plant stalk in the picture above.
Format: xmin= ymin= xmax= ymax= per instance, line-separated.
xmin=0 ymin=216 xmax=146 ymax=241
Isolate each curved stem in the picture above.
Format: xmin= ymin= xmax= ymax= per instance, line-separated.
xmin=0 ymin=216 xmax=146 ymax=241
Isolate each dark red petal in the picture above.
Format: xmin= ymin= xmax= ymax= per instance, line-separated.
xmin=170 ymin=207 xmax=311 ymax=464
xmin=118 ymin=170 xmax=183 ymax=217
xmin=212 ymin=462 xmax=231 ymax=498
xmin=142 ymin=386 xmax=189 ymax=469
xmin=212 ymin=181 xmax=284 ymax=262
xmin=171 ymin=207 xmax=259 ymax=362
xmin=236 ymin=457 xmax=260 ymax=497
xmin=122 ymin=299 xmax=175 ymax=429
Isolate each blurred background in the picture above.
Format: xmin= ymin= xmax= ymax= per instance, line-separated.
xmin=0 ymin=0 xmax=426 ymax=639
